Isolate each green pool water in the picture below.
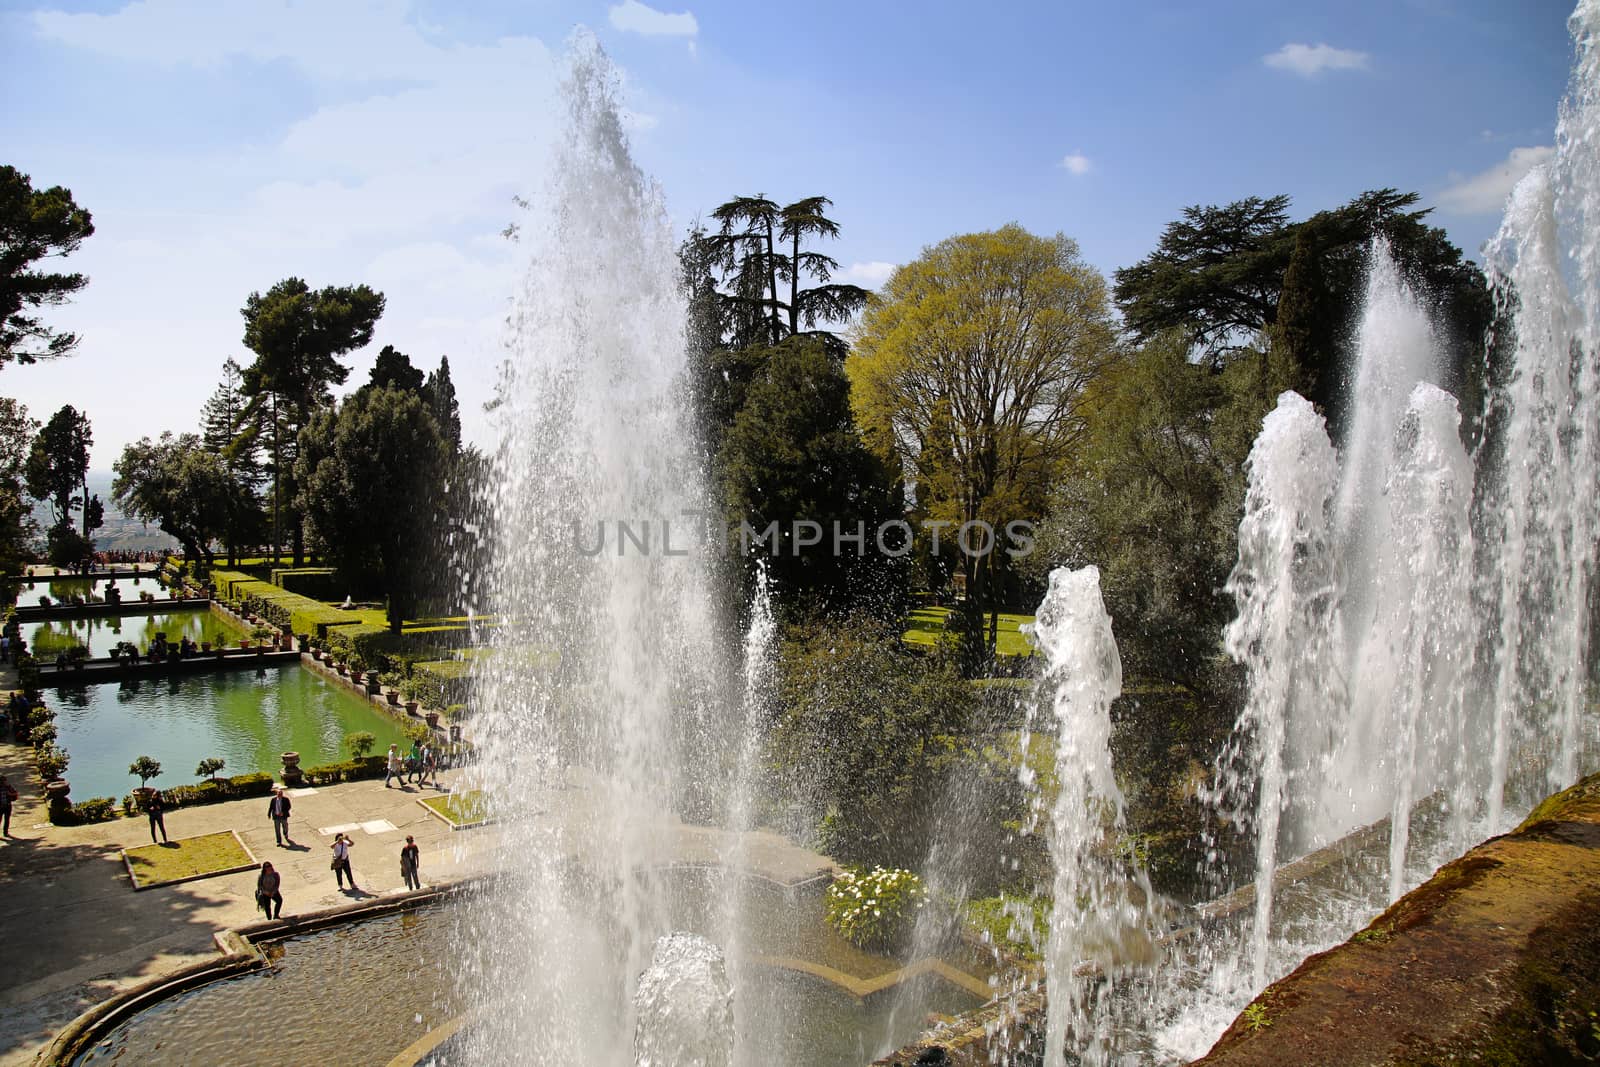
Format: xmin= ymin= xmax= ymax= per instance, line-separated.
xmin=48 ymin=666 xmax=414 ymax=802
xmin=12 ymin=576 xmax=158 ymax=608
xmin=27 ymin=608 xmax=249 ymax=659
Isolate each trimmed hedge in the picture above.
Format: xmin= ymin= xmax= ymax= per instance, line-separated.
xmin=272 ymin=567 xmax=342 ymax=601
xmin=299 ymin=755 xmax=386 ymax=786
xmin=324 ymin=625 xmax=475 ymax=674
xmin=158 ymin=771 xmax=276 ymax=810
xmin=212 ymin=571 xmax=360 ymax=640
xmin=51 ymin=796 xmax=120 ymax=826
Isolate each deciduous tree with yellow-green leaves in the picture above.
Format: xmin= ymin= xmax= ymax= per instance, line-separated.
xmin=847 ymin=224 xmax=1117 ymax=670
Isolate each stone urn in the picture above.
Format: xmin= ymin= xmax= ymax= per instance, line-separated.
xmin=281 ymin=751 xmax=303 ymax=787
xmin=45 ymin=779 xmax=72 ymax=815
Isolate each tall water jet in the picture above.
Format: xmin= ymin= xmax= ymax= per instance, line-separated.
xmin=1478 ymin=0 xmax=1600 ymax=827
xmin=1376 ymin=384 xmax=1477 ymax=899
xmin=1026 ymin=565 xmax=1152 ymax=1066
xmin=717 ymin=561 xmax=775 ymax=1057
xmin=1324 ymin=242 xmax=1453 ymax=846
xmin=1219 ymin=391 xmax=1340 ymax=987
xmin=460 ymin=40 xmax=727 ymax=1063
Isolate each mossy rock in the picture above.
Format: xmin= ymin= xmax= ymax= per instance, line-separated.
xmin=1191 ymin=770 xmax=1600 ymax=1066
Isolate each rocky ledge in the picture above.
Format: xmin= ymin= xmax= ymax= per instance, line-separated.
xmin=1192 ymin=771 xmax=1600 ymax=1066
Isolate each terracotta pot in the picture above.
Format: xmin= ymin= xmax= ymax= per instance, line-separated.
xmin=386 ymin=690 xmax=401 ymax=705
xmin=423 ymin=710 xmax=438 ymax=726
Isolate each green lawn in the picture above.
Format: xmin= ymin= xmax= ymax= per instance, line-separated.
xmin=123 ymin=831 xmax=256 ymax=889
xmin=419 ymin=790 xmax=490 ymax=828
xmin=902 ymin=606 xmax=1038 ymax=657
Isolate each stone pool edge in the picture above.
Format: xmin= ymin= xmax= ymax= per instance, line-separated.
xmin=32 ymin=883 xmax=462 ymax=1067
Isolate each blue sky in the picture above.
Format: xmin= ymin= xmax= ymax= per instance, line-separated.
xmin=0 ymin=0 xmax=1579 ymax=465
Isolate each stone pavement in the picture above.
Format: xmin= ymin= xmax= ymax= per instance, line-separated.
xmin=0 ymin=732 xmax=837 ymax=1066
xmin=0 ymin=751 xmax=492 ymax=1067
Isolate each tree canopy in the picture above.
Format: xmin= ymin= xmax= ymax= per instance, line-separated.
xmin=0 ymin=165 xmax=95 ymax=369
xmin=718 ymin=338 xmax=903 ymax=616
xmin=848 ymin=223 xmax=1117 ymax=666
xmin=113 ymin=433 xmax=245 ymax=571
xmin=0 ymin=398 xmax=38 ymax=578
xmin=239 ymin=277 xmax=385 ymax=561
xmin=1113 ymin=189 xmax=1493 ymax=428
xmin=25 ymin=404 xmax=100 ymax=569
xmin=691 ymin=194 xmax=870 ymax=358
xmin=296 ymin=385 xmax=448 ymax=632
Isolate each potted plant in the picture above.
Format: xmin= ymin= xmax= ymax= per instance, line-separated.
xmin=347 ymin=654 xmax=367 ymax=685
xmin=200 ymin=641 xmax=211 ymax=654
xmin=128 ymin=755 xmax=163 ymax=793
xmin=423 ymin=708 xmax=439 ymax=726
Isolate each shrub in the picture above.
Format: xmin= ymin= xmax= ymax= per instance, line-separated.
xmin=196 ymin=757 xmax=226 ymax=781
xmin=29 ymin=722 xmax=57 ymax=748
xmin=824 ymin=866 xmax=930 ymax=952
xmin=122 ymin=793 xmax=136 ymax=817
xmin=299 ymin=756 xmax=385 ymax=786
xmin=36 ymin=743 xmax=70 ymax=781
xmin=70 ymin=797 xmax=119 ymax=824
xmin=157 ymin=771 xmax=275 ymax=810
xmin=16 ymin=654 xmax=41 ymax=698
xmin=345 ymin=731 xmax=377 ymax=759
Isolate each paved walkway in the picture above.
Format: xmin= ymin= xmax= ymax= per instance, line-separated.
xmin=0 ymin=728 xmax=835 ymax=1066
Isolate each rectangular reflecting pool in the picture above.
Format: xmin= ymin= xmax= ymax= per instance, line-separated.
xmin=48 ymin=666 xmax=415 ymax=801
xmin=27 ymin=608 xmax=249 ymax=660
xmin=13 ymin=575 xmax=159 ymax=608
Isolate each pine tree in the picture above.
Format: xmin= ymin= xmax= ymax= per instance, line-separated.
xmin=424 ymin=356 xmax=461 ymax=454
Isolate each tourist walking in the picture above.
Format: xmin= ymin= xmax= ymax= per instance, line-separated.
xmin=0 ymin=774 xmax=17 ymax=837
xmin=384 ymin=744 xmax=404 ymax=788
xmin=267 ymin=786 xmax=293 ymax=846
xmin=256 ymin=861 xmax=283 ymax=919
xmin=330 ymin=832 xmax=357 ymax=890
xmin=144 ymin=790 xmax=168 ymax=844
xmin=419 ymin=742 xmax=438 ymax=789
xmin=406 ymin=740 xmax=422 ymax=784
xmin=400 ymin=835 xmax=421 ymax=891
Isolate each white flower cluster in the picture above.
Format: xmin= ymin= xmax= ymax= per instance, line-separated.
xmin=824 ymin=865 xmax=930 ymax=948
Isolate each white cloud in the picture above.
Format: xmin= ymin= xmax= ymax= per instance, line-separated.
xmin=608 ymin=0 xmax=698 ymax=37
xmin=841 ymin=261 xmax=897 ymax=288
xmin=1438 ymin=146 xmax=1556 ymax=214
xmin=17 ymin=0 xmax=568 ymax=464
xmin=1059 ymin=152 xmax=1091 ymax=176
xmin=1263 ymin=42 xmax=1370 ymax=77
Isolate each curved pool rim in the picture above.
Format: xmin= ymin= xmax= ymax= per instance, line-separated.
xmin=38 ymin=886 xmax=455 ymax=1067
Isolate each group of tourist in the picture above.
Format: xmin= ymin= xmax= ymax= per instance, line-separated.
xmin=383 ymin=740 xmax=439 ymax=789
xmin=250 ymin=784 xmax=428 ymax=920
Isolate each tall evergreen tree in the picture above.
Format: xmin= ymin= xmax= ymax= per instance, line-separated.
xmin=0 ymin=398 xmax=38 ymax=580
xmin=424 ymin=356 xmax=461 ymax=454
xmin=694 ymin=195 xmax=870 ymax=359
xmin=25 ymin=404 xmax=100 ymax=569
xmin=239 ymin=277 xmax=385 ymax=563
xmin=199 ymin=357 xmax=265 ymax=564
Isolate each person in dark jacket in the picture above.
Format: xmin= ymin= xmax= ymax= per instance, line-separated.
xmin=144 ymin=790 xmax=168 ymax=844
xmin=267 ymin=787 xmax=293 ymax=846
xmin=256 ymin=862 xmax=283 ymax=919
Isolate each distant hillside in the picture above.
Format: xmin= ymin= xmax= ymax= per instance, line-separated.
xmin=27 ymin=471 xmax=178 ymax=553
